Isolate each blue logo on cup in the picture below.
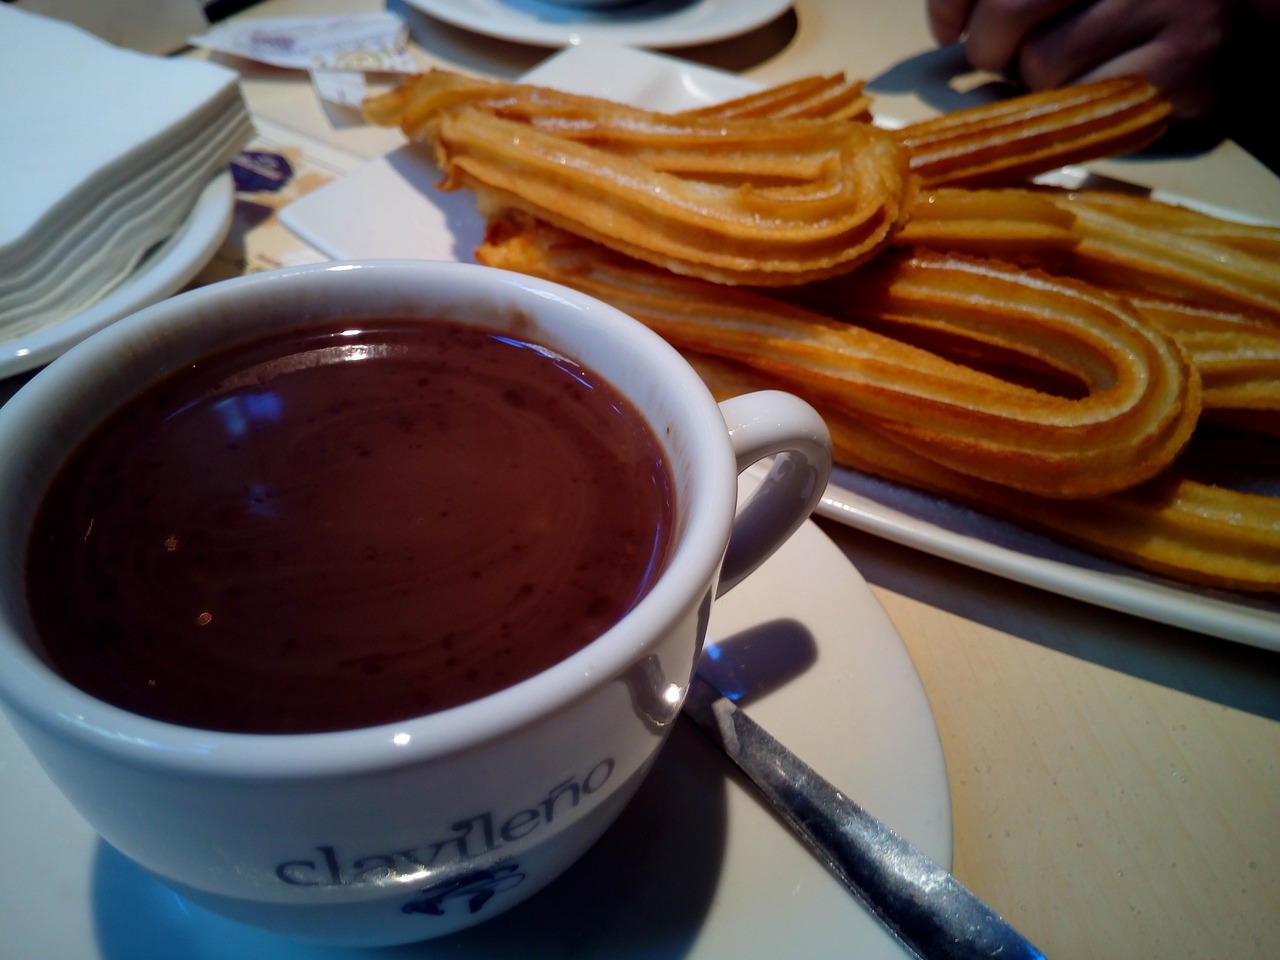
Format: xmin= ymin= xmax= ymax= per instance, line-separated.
xmin=402 ymin=863 xmax=526 ymax=917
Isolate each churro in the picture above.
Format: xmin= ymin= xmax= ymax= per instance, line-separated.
xmin=478 ymin=217 xmax=1200 ymax=498
xmin=893 ymin=187 xmax=1078 ymax=264
xmin=363 ymin=67 xmax=1279 ymax=594
xmin=1044 ymin=189 xmax=1280 ymax=317
xmin=1128 ymin=295 xmax=1280 ymax=432
xmin=893 ymin=76 xmax=1170 ymax=188
xmin=366 ymin=70 xmax=916 ymax=286
xmin=687 ymin=349 xmax=1280 ymax=594
xmin=677 ymin=73 xmax=872 ymax=122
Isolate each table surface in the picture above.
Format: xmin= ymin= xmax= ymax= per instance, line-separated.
xmin=17 ymin=1 xmax=1280 ymax=957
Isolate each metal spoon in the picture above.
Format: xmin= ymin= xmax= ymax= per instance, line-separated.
xmin=682 ymin=673 xmax=1048 ymax=960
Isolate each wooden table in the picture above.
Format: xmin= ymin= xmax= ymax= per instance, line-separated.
xmin=28 ymin=1 xmax=1280 ymax=956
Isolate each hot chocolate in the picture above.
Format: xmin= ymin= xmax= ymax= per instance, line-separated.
xmin=25 ymin=317 xmax=674 ymax=734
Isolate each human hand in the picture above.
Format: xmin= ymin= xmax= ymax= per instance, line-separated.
xmin=925 ymin=0 xmax=1237 ymax=118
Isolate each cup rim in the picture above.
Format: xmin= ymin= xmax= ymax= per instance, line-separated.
xmin=0 ymin=259 xmax=738 ymax=777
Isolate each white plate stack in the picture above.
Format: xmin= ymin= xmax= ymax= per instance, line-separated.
xmin=0 ymin=5 xmax=252 ymax=362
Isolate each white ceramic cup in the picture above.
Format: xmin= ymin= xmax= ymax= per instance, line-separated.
xmin=0 ymin=260 xmax=830 ymax=946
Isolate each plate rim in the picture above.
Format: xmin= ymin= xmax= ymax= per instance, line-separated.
xmin=818 ymin=468 xmax=1280 ymax=652
xmin=402 ymin=0 xmax=793 ymax=49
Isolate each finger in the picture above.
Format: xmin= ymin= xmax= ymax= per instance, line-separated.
xmin=1075 ymin=42 xmax=1221 ymax=118
xmin=926 ymin=0 xmax=978 ymax=44
xmin=1014 ymin=0 xmax=1147 ymax=89
xmin=1017 ymin=0 xmax=1229 ymax=118
xmin=963 ymin=0 xmax=1083 ymax=75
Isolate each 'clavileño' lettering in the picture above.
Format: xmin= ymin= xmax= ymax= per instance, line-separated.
xmin=275 ymin=759 xmax=614 ymax=887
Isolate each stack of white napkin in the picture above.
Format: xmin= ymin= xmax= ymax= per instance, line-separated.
xmin=0 ymin=5 xmax=252 ymax=341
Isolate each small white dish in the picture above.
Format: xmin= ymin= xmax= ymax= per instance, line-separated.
xmin=403 ymin=0 xmax=792 ymax=49
xmin=0 ymin=171 xmax=234 ymax=379
xmin=0 ymin=516 xmax=950 ymax=959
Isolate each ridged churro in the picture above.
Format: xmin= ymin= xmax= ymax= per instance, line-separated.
xmin=1128 ymin=295 xmax=1280 ymax=432
xmin=1043 ymin=189 xmax=1280 ymax=317
xmin=893 ymin=187 xmax=1079 ymax=264
xmin=882 ymin=185 xmax=1280 ymax=315
xmin=892 ymin=76 xmax=1170 ymax=188
xmin=366 ymin=70 xmax=916 ymax=286
xmin=677 ymin=73 xmax=872 ymax=122
xmin=478 ymin=217 xmax=1200 ymax=499
xmin=686 ymin=349 xmax=1280 ymax=594
xmin=364 ymin=67 xmax=1279 ymax=594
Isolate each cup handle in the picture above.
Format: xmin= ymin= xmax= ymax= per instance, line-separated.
xmin=716 ymin=391 xmax=833 ymax=598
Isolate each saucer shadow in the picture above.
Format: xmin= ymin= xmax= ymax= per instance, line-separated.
xmin=423 ymin=721 xmax=728 ymax=958
xmin=389 ymin=0 xmax=546 ymax=79
xmin=91 ymin=729 xmax=729 ymax=960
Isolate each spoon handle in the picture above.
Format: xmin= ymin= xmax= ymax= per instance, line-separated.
xmin=682 ymin=674 xmax=1047 ymax=960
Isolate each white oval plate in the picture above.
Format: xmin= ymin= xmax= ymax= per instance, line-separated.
xmin=0 ymin=171 xmax=234 ymax=379
xmin=818 ymin=468 xmax=1280 ymax=651
xmin=279 ymin=43 xmax=1280 ymax=648
xmin=0 ymin=517 xmax=950 ymax=959
xmin=403 ymin=0 xmax=792 ymax=49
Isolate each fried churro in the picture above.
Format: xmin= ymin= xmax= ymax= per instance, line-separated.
xmin=893 ymin=76 xmax=1170 ymax=188
xmin=366 ymin=70 xmax=916 ymax=286
xmin=1043 ymin=189 xmax=1280 ymax=317
xmin=364 ymin=67 xmax=1279 ymax=594
xmin=677 ymin=73 xmax=872 ymax=122
xmin=1128 ymin=295 xmax=1280 ymax=432
xmin=478 ymin=217 xmax=1200 ymax=499
xmin=893 ymin=187 xmax=1079 ymax=264
xmin=686 ymin=349 xmax=1280 ymax=594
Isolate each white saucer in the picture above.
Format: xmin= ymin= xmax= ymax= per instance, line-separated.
xmin=0 ymin=517 xmax=949 ymax=959
xmin=403 ymin=0 xmax=792 ymax=49
xmin=0 ymin=171 xmax=234 ymax=380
